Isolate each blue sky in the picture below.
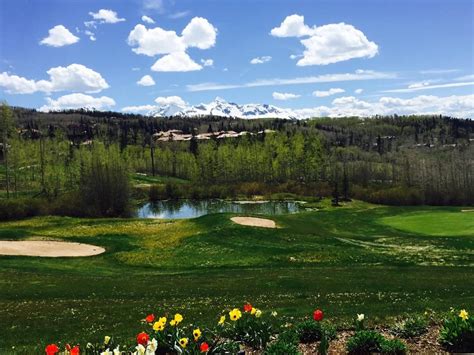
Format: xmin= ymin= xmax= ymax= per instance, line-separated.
xmin=0 ymin=0 xmax=473 ymax=117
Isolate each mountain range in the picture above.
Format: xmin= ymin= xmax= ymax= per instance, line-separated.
xmin=150 ymin=97 xmax=301 ymax=119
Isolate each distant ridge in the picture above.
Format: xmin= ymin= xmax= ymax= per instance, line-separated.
xmin=149 ymin=97 xmax=301 ymax=119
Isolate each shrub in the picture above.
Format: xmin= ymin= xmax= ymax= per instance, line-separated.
xmin=79 ymin=156 xmax=131 ymax=217
xmin=346 ymin=330 xmax=385 ymax=354
xmin=357 ymin=186 xmax=424 ymax=205
xmin=277 ymin=329 xmax=299 ymax=345
xmin=391 ymin=315 xmax=428 ymax=338
xmin=295 ymin=319 xmax=336 ymax=343
xmin=264 ymin=340 xmax=300 ymax=355
xmin=347 ymin=330 xmax=406 ymax=355
xmin=164 ymin=182 xmax=184 ymax=199
xmin=380 ymin=339 xmax=407 ymax=355
xmin=223 ymin=305 xmax=275 ymax=349
xmin=439 ymin=309 xmax=474 ymax=353
xmin=0 ymin=197 xmax=43 ymax=220
xmin=148 ymin=185 xmax=166 ymax=201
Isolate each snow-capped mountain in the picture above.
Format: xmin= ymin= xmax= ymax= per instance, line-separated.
xmin=151 ymin=97 xmax=301 ymax=119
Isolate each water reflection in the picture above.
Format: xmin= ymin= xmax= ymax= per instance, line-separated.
xmin=137 ymin=199 xmax=301 ymax=219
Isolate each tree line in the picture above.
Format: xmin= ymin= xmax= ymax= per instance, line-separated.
xmin=1 ymin=104 xmax=473 ymax=219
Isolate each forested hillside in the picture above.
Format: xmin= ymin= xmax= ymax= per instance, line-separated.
xmin=1 ymin=106 xmax=473 ymax=219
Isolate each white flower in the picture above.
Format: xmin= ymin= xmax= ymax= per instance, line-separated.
xmin=357 ymin=313 xmax=365 ymax=322
xmin=146 ymin=339 xmax=158 ymax=354
xmin=271 ymin=311 xmax=278 ymax=317
xmin=255 ymin=309 xmax=262 ymax=318
xmin=134 ymin=344 xmax=146 ymax=355
xmin=113 ymin=346 xmax=121 ymax=355
xmin=101 ymin=350 xmax=113 ymax=355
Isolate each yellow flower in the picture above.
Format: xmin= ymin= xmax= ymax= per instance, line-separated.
xmin=153 ymin=321 xmax=165 ymax=332
xmin=174 ymin=313 xmax=183 ymax=324
xmin=158 ymin=316 xmax=167 ymax=325
xmin=255 ymin=309 xmax=262 ymax=318
xmin=218 ymin=315 xmax=226 ymax=325
xmin=170 ymin=319 xmax=177 ymax=327
xmin=459 ymin=309 xmax=469 ymax=321
xmin=229 ymin=308 xmax=242 ymax=321
xmin=104 ymin=336 xmax=111 ymax=345
xmin=250 ymin=308 xmax=257 ymax=315
xmin=193 ymin=328 xmax=202 ymax=341
xmin=179 ymin=338 xmax=188 ymax=348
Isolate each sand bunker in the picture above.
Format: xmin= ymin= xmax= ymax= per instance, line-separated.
xmin=231 ymin=216 xmax=277 ymax=228
xmin=0 ymin=240 xmax=105 ymax=257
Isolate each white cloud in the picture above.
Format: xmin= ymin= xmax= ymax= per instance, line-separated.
xmin=40 ymin=25 xmax=79 ymax=47
xmin=84 ymin=21 xmax=97 ymax=29
xmin=407 ymin=81 xmax=431 ymax=89
xmin=250 ymin=56 xmax=272 ymax=64
xmin=143 ymin=0 xmax=164 ymax=11
xmin=154 ymin=95 xmax=186 ymax=106
xmin=127 ymin=17 xmax=216 ymax=72
xmin=271 ymin=15 xmax=378 ymax=66
xmin=84 ymin=30 xmax=96 ymax=41
xmin=151 ymin=52 xmax=202 ymax=72
xmin=169 ymin=11 xmax=191 ymax=19
xmin=127 ymin=24 xmax=185 ymax=56
xmin=355 ymin=88 xmax=363 ymax=94
xmin=384 ymin=81 xmax=474 ymax=93
xmin=89 ymin=9 xmax=125 ymax=24
xmin=298 ymin=23 xmax=378 ymax=66
xmin=186 ymin=70 xmax=395 ymax=92
xmin=121 ymin=104 xmax=158 ymax=113
xmin=273 ymin=92 xmax=300 ymax=100
xmin=201 ymin=59 xmax=214 ymax=67
xmin=270 ymin=14 xmax=315 ymax=37
xmin=141 ymin=15 xmax=155 ymax=24
xmin=294 ymin=94 xmax=474 ymax=118
xmin=313 ymin=88 xmax=345 ymax=97
xmin=39 ymin=93 xmax=115 ymax=112
xmin=0 ymin=72 xmax=37 ymax=94
xmin=137 ymin=75 xmax=155 ymax=86
xmin=181 ymin=17 xmax=217 ymax=49
xmin=0 ymin=64 xmax=109 ymax=94
xmin=38 ymin=64 xmax=109 ymax=93
xmin=455 ymin=74 xmax=474 ymax=81
xmin=419 ymin=69 xmax=459 ymax=75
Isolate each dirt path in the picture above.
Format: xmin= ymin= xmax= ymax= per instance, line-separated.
xmin=231 ymin=216 xmax=277 ymax=228
xmin=0 ymin=240 xmax=105 ymax=257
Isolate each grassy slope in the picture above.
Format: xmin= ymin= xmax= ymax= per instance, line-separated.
xmin=0 ymin=202 xmax=473 ymax=351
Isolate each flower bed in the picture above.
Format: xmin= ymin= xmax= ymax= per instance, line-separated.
xmin=43 ymin=306 xmax=472 ymax=354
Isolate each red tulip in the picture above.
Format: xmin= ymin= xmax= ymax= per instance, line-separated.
xmin=200 ymin=342 xmax=210 ymax=352
xmin=45 ymin=344 xmax=59 ymax=355
xmin=70 ymin=346 xmax=80 ymax=355
xmin=243 ymin=303 xmax=253 ymax=312
xmin=145 ymin=314 xmax=155 ymax=323
xmin=137 ymin=332 xmax=149 ymax=346
xmin=313 ymin=309 xmax=324 ymax=321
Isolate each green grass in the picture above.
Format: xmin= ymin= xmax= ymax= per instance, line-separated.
xmin=379 ymin=208 xmax=474 ymax=236
xmin=0 ymin=201 xmax=473 ymax=352
xmin=131 ymin=173 xmax=189 ymax=186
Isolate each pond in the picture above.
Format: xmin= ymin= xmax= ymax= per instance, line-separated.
xmin=136 ymin=199 xmax=302 ymax=219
